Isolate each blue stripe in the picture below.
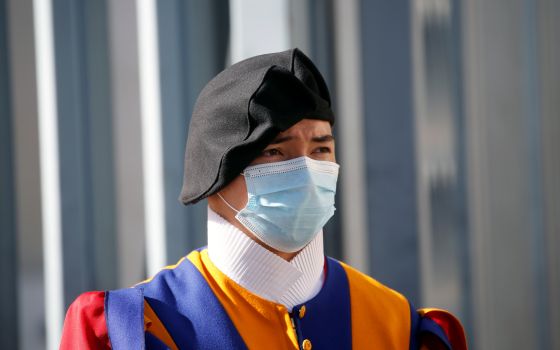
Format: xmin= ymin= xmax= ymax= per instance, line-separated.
xmin=291 ymin=257 xmax=352 ymax=349
xmin=145 ymin=332 xmax=173 ymax=350
xmin=107 ymin=254 xmax=395 ymax=349
xmin=140 ymin=256 xmax=247 ymax=350
xmin=409 ymin=302 xmax=420 ymax=350
xmin=106 ymin=288 xmax=145 ymax=350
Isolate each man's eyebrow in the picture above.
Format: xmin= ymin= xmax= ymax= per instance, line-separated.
xmin=312 ymin=134 xmax=335 ymax=142
xmin=268 ymin=134 xmax=335 ymax=145
xmin=268 ymin=135 xmax=294 ymax=145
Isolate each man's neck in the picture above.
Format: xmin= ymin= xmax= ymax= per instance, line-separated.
xmin=207 ymin=196 xmax=299 ymax=260
xmin=206 ymin=207 xmax=325 ymax=311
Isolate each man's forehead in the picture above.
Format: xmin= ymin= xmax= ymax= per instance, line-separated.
xmin=273 ymin=119 xmax=333 ymax=140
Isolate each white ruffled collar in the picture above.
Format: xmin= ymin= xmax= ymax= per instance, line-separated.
xmin=207 ymin=207 xmax=325 ymax=311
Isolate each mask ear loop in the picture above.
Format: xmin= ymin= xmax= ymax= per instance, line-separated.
xmin=217 ymin=193 xmax=240 ymax=214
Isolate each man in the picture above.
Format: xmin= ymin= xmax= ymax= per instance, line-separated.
xmin=60 ymin=48 xmax=466 ymax=349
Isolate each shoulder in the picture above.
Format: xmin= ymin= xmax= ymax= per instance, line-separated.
xmin=60 ymin=291 xmax=110 ymax=350
xmin=335 ymin=260 xmax=468 ymax=349
xmin=67 ymin=291 xmax=106 ymax=311
xmin=333 ymin=260 xmax=411 ymax=349
xmin=59 ymin=252 xmax=202 ymax=349
xmin=338 ymin=260 xmax=410 ymax=313
xmin=136 ymin=251 xmax=198 ymax=287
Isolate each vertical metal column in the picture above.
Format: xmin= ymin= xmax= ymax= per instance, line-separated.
xmin=52 ymin=0 xmax=94 ymax=306
xmin=82 ymin=0 xmax=118 ymax=291
xmin=33 ymin=0 xmax=64 ymax=347
xmin=52 ymin=0 xmax=117 ymax=304
xmin=288 ymin=0 xmax=311 ymax=53
xmin=462 ymin=0 xmax=541 ymax=348
xmin=8 ymin=0 xmax=45 ymax=347
xmin=411 ymin=0 xmax=471 ymax=329
xmin=137 ymin=0 xmax=167 ymax=276
xmin=522 ymin=0 xmax=550 ymax=348
xmin=229 ymin=0 xmax=290 ymax=63
xmin=359 ymin=1 xmax=421 ymax=303
xmin=332 ymin=0 xmax=369 ymax=273
xmin=538 ymin=0 xmax=560 ymax=348
xmin=0 ymin=0 xmax=18 ymax=347
xmin=107 ymin=0 xmax=147 ymax=287
xmin=157 ymin=0 xmax=192 ymax=263
xmin=304 ymin=0 xmax=337 ymax=95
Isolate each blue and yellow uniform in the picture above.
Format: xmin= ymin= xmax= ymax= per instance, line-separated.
xmin=60 ymin=248 xmax=466 ymax=349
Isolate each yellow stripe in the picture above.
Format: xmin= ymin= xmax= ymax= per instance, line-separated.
xmin=339 ymin=261 xmax=411 ymax=350
xmin=187 ymin=249 xmax=300 ymax=350
xmin=135 ymin=250 xmax=416 ymax=349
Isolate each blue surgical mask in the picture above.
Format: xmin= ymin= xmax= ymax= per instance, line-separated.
xmin=218 ymin=156 xmax=339 ymax=253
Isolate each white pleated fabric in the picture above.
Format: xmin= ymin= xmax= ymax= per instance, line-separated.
xmin=207 ymin=208 xmax=325 ymax=312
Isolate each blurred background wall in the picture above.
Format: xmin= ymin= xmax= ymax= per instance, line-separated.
xmin=0 ymin=0 xmax=558 ymax=349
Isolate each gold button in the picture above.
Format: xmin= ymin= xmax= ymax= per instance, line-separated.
xmin=298 ymin=305 xmax=307 ymax=319
xmin=302 ymin=339 xmax=312 ymax=350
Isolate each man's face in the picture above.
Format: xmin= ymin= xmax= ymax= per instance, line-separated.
xmin=252 ymin=119 xmax=336 ymax=165
xmin=218 ymin=118 xmax=336 ymax=208
xmin=208 ymin=118 xmax=336 ymax=258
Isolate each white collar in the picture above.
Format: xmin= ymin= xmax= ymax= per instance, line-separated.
xmin=207 ymin=207 xmax=325 ymax=311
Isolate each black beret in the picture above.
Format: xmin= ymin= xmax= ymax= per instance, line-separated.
xmin=180 ymin=48 xmax=334 ymax=205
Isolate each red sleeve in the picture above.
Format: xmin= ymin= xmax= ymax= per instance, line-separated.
xmin=418 ymin=308 xmax=468 ymax=350
xmin=60 ymin=291 xmax=111 ymax=350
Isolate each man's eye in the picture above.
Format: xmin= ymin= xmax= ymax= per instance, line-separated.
xmin=313 ymin=147 xmax=331 ymax=154
xmin=262 ymin=148 xmax=282 ymax=157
